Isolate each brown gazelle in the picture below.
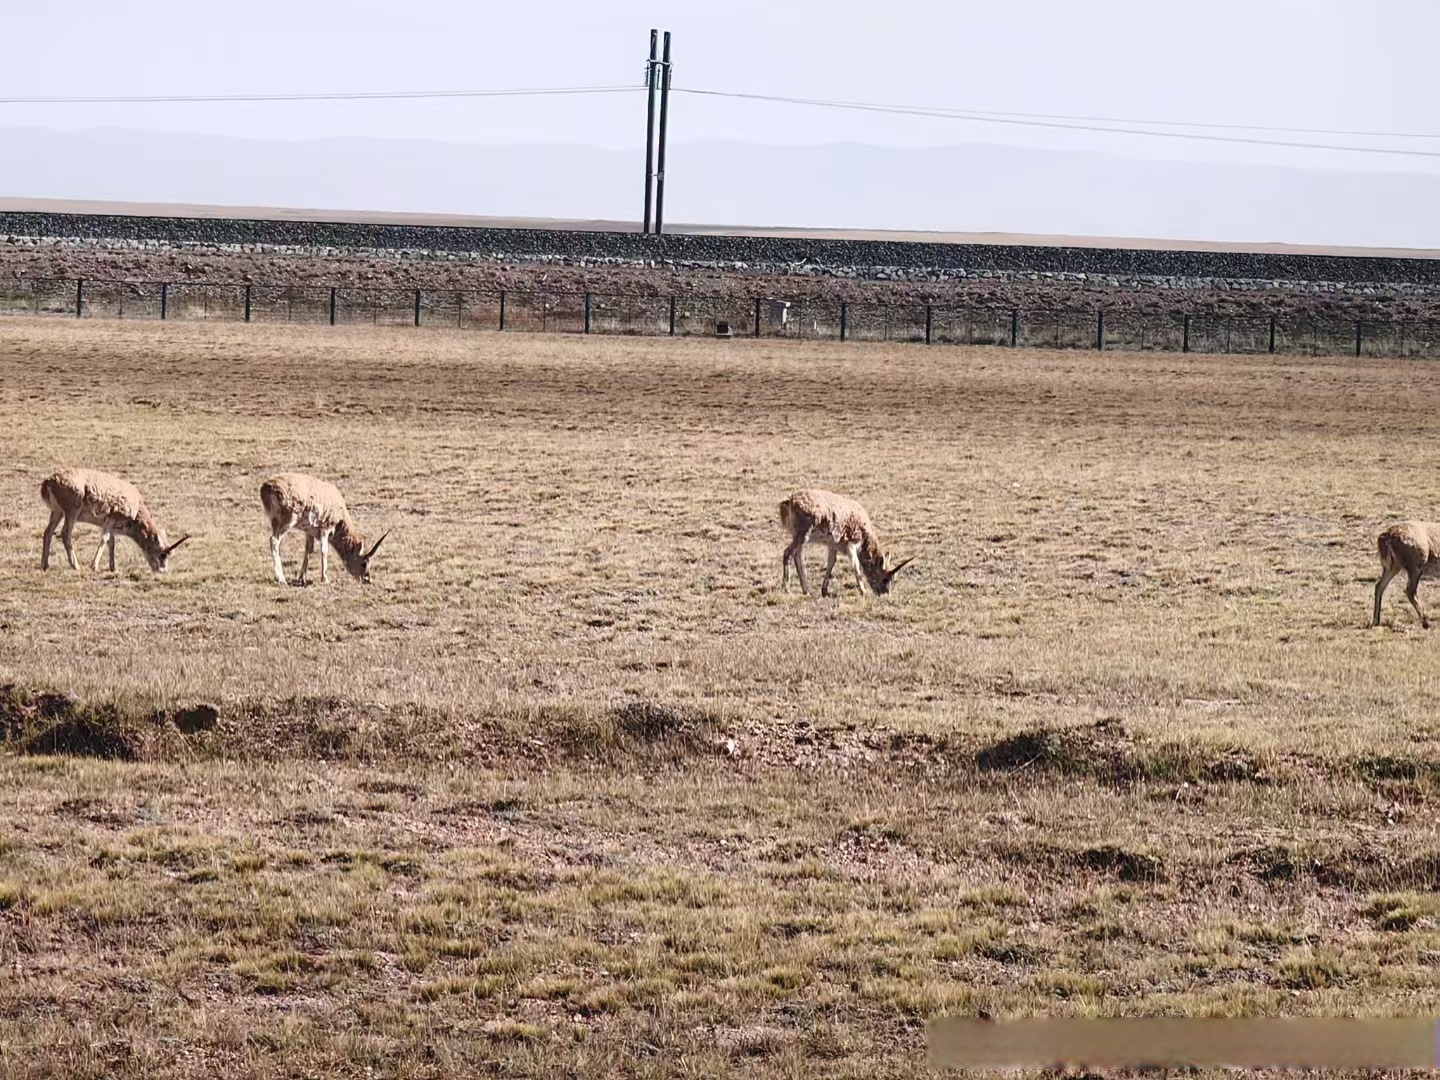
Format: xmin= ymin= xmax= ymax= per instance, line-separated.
xmin=260 ymin=472 xmax=388 ymax=586
xmin=779 ymin=488 xmax=914 ymax=597
xmin=39 ymin=468 xmax=189 ymax=573
xmin=1373 ymin=521 xmax=1440 ymax=628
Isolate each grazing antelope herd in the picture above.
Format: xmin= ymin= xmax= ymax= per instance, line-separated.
xmin=37 ymin=467 xmax=383 ymax=588
xmin=27 ymin=466 xmax=1438 ymax=627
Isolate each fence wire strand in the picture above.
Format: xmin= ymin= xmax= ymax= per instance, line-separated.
xmin=3 ymin=277 xmax=1436 ymax=360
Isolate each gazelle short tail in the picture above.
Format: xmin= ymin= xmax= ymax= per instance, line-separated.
xmin=1378 ymin=530 xmax=1402 ymax=572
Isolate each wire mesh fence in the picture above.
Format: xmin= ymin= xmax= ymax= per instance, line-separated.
xmin=3 ymin=276 xmax=1439 ymax=360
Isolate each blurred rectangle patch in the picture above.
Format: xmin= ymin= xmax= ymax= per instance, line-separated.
xmin=927 ymin=1017 xmax=1440 ymax=1070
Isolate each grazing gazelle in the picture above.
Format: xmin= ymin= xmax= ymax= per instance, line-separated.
xmin=40 ymin=468 xmax=189 ymax=573
xmin=779 ymin=488 xmax=914 ymax=597
xmin=1374 ymin=521 xmax=1440 ymax=628
xmin=260 ymin=472 xmax=387 ymax=586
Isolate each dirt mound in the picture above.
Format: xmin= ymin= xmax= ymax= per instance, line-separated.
xmin=556 ymin=700 xmax=724 ymax=762
xmin=1227 ymin=843 xmax=1440 ymax=891
xmin=168 ymin=703 xmax=220 ymax=734
xmin=1 ymin=684 xmax=230 ymax=761
xmin=993 ymin=838 xmax=1167 ymax=883
xmin=975 ymin=720 xmax=1138 ymax=780
xmin=1077 ymin=844 xmax=1167 ymax=882
xmin=1 ymin=685 xmax=140 ymax=760
xmin=973 ymin=720 xmax=1294 ymax=789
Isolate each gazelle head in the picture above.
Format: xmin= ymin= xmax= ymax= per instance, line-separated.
xmin=873 ymin=555 xmax=916 ymax=594
xmin=859 ymin=545 xmax=916 ymax=595
xmin=332 ymin=520 xmax=389 ymax=584
xmin=137 ymin=529 xmax=190 ymax=573
xmin=356 ymin=531 xmax=388 ymax=585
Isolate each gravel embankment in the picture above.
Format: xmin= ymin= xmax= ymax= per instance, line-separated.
xmin=6 ymin=212 xmax=1440 ymax=322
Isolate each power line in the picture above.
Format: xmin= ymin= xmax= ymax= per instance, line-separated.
xmin=0 ymin=86 xmax=640 ymax=104
xmin=855 ymin=104 xmax=1440 ymax=143
xmin=974 ymin=110 xmax=1440 ymax=142
xmin=8 ymin=76 xmax=1439 ymax=160
xmin=675 ymin=88 xmax=1440 ymax=160
xmin=9 ymin=80 xmax=1436 ymax=142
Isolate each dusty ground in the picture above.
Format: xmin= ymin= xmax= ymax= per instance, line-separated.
xmin=2 ymin=319 xmax=1440 ymax=1078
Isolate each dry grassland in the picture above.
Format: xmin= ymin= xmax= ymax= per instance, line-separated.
xmin=3 ymin=318 xmax=1440 ymax=1078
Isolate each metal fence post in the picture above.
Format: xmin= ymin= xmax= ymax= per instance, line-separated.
xmin=44 ymin=274 xmax=1439 ymax=361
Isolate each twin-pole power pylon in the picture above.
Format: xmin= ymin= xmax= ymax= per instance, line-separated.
xmin=641 ymin=29 xmax=673 ymax=235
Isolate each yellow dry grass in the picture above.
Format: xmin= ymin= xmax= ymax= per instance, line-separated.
xmin=2 ymin=317 xmax=1440 ymax=1078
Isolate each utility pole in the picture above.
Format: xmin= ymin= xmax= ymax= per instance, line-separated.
xmin=654 ymin=30 xmax=673 ymax=234
xmin=642 ymin=29 xmax=658 ymax=234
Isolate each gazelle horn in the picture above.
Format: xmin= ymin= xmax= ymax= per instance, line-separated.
xmin=163 ymin=535 xmax=191 ymax=555
xmin=365 ymin=532 xmax=389 ymax=559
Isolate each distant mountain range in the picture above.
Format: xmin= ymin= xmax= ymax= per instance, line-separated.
xmin=2 ymin=126 xmax=1438 ymax=250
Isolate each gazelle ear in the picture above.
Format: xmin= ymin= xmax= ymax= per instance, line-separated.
xmin=364 ymin=532 xmax=389 ymax=560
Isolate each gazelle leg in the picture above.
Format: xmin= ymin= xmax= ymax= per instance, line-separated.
xmin=298 ymin=535 xmax=314 ymax=585
xmin=821 ymin=546 xmax=838 ymax=597
xmin=1374 ymin=567 xmax=1398 ymax=627
xmin=319 ymin=532 xmax=330 ymax=584
xmin=91 ymin=531 xmax=110 ymax=572
xmin=782 ymin=538 xmax=804 ymax=593
xmin=270 ymin=529 xmax=288 ymax=585
xmin=41 ymin=509 xmax=62 ymax=570
xmin=1406 ymin=572 xmax=1429 ymax=629
xmin=108 ymin=534 xmax=117 ymax=573
xmin=61 ymin=517 xmax=79 ymax=570
xmin=848 ymin=544 xmax=869 ymax=594
xmin=792 ymin=541 xmax=812 ymax=596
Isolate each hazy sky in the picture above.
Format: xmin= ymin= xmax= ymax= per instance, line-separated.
xmin=5 ymin=1 xmax=1436 ymax=161
xmin=3 ymin=1 xmax=1439 ymax=239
